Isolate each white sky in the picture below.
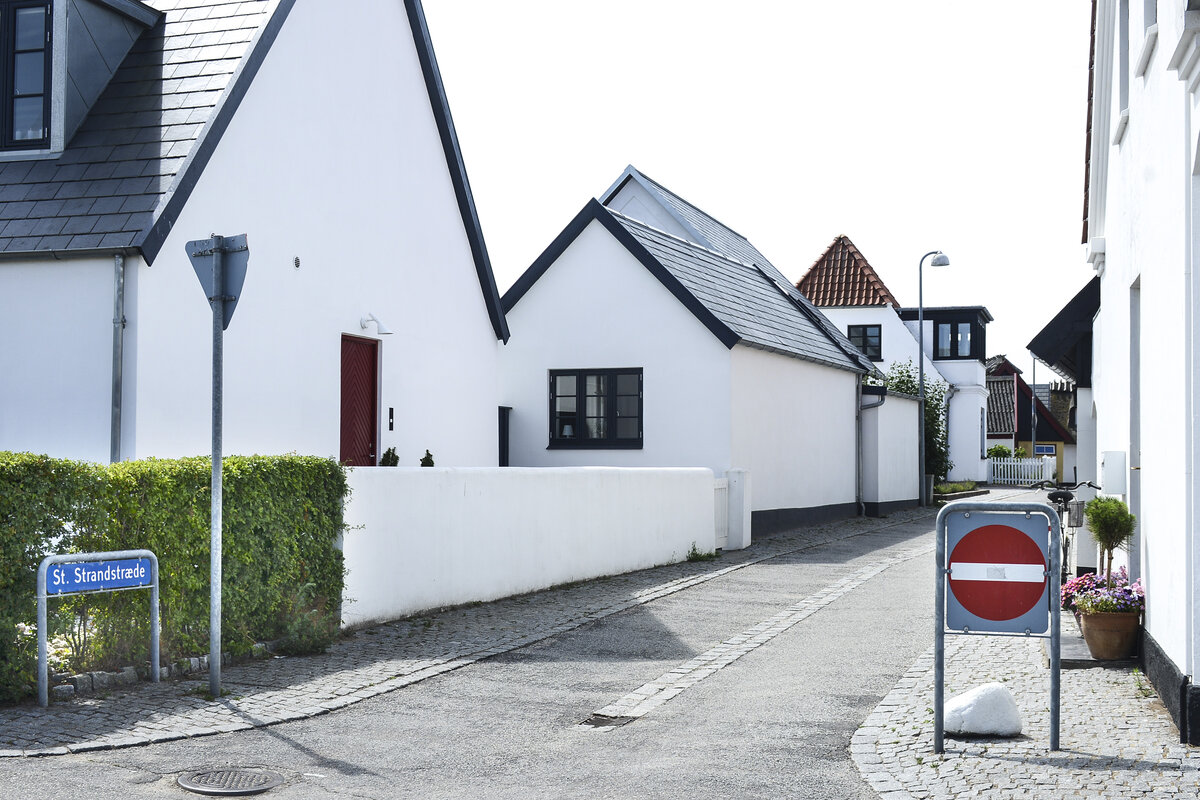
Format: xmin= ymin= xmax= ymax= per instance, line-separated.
xmin=421 ymin=1 xmax=1095 ymax=372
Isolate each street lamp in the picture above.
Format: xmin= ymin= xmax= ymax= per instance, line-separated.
xmin=918 ymin=250 xmax=950 ymax=506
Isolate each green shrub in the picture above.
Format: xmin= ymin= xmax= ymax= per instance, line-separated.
xmin=1084 ymin=496 xmax=1137 ymax=581
xmin=986 ymin=444 xmax=1012 ymax=459
xmin=0 ymin=452 xmax=347 ymax=701
xmin=275 ymin=582 xmax=340 ymax=656
xmin=0 ymin=453 xmax=107 ymax=702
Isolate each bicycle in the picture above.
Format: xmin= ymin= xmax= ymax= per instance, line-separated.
xmin=1028 ymin=479 xmax=1101 ymax=583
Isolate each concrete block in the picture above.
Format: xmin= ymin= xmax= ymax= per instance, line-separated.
xmin=68 ymin=673 xmax=93 ymax=693
xmin=50 ymin=684 xmax=75 ymax=700
xmin=90 ymin=671 xmax=112 ymax=691
xmin=118 ymin=666 xmax=137 ymax=685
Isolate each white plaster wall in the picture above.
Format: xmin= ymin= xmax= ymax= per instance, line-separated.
xmin=820 ymin=306 xmax=938 ymax=378
xmin=946 ymin=385 xmax=988 ymax=482
xmin=729 ymin=345 xmax=858 ymax=511
xmin=499 ymin=218 xmax=733 ymax=472
xmin=1089 ymin=2 xmax=1190 ymax=668
xmin=0 ymin=256 xmax=116 ymax=461
xmin=129 ymin=0 xmax=500 ymax=465
xmin=862 ymin=393 xmax=919 ymax=506
xmin=341 ymin=466 xmax=715 ymax=626
xmin=822 ymin=306 xmax=985 ymax=480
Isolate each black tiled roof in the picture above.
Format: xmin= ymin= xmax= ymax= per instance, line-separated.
xmin=987 ymin=375 xmax=1016 ymax=435
xmin=0 ymin=0 xmax=270 ymax=257
xmin=611 ymin=211 xmax=867 ymax=373
xmin=605 ymin=167 xmax=875 ymax=374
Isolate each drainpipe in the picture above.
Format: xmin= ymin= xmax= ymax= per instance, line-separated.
xmin=857 ymin=384 xmax=887 ymax=516
xmin=109 ymin=253 xmax=126 ymax=463
xmin=944 ymin=383 xmax=958 ymax=478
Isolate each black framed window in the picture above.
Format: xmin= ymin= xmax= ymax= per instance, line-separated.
xmin=935 ymin=320 xmax=976 ymax=360
xmin=847 ymin=324 xmax=882 ymax=361
xmin=0 ymin=1 xmax=50 ymax=150
xmin=549 ymin=368 xmax=642 ymax=449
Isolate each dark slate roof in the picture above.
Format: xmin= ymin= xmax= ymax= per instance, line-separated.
xmin=796 ymin=234 xmax=900 ymax=307
xmin=0 ymin=0 xmax=509 ymax=341
xmin=613 ymin=212 xmax=870 ymax=373
xmin=0 ymin=0 xmax=272 ymax=256
xmin=1027 ymin=276 xmax=1098 ymax=386
xmin=986 ymin=375 xmax=1016 ymax=435
xmin=503 ymin=200 xmax=872 ymax=375
xmin=597 ymin=166 xmax=875 ymax=373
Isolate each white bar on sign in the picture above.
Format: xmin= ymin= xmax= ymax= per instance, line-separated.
xmin=951 ymin=562 xmax=1045 ymax=583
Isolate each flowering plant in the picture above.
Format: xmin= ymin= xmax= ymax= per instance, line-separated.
xmin=1060 ymin=572 xmax=1098 ymax=611
xmin=1071 ymin=567 xmax=1145 ymax=614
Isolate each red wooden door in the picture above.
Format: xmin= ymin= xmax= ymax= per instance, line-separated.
xmin=340 ymin=335 xmax=379 ymax=466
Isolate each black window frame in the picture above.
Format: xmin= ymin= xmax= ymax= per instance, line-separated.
xmin=0 ymin=0 xmax=51 ymax=151
xmin=548 ymin=367 xmax=643 ymax=449
xmin=933 ymin=319 xmax=981 ymax=360
xmin=847 ymin=324 xmax=882 ymax=361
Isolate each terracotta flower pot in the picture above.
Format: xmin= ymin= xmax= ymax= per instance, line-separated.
xmin=1078 ymin=611 xmax=1141 ymax=660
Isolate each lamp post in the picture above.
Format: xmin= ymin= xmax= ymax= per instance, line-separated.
xmin=918 ymin=250 xmax=950 ymax=506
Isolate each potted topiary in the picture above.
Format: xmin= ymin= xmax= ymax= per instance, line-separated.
xmin=1076 ymin=496 xmax=1141 ymax=659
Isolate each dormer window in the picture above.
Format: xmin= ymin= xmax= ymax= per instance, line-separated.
xmin=1 ymin=1 xmax=50 ymax=150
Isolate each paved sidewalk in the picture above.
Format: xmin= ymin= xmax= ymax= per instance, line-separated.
xmin=852 ymin=505 xmax=1200 ymax=799
xmin=0 ymin=501 xmax=938 ymax=758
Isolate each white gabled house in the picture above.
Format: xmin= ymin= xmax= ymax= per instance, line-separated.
xmin=499 ymin=167 xmax=919 ymax=529
xmin=1059 ymin=0 xmax=1200 ymax=744
xmin=797 ymin=235 xmax=992 ymax=484
xmin=0 ymin=0 xmax=509 ymax=467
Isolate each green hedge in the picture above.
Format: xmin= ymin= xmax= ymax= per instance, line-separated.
xmin=0 ymin=452 xmax=347 ymax=703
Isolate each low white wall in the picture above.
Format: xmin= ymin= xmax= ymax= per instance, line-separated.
xmin=862 ymin=393 xmax=919 ymax=506
xmin=341 ymin=466 xmax=716 ymax=626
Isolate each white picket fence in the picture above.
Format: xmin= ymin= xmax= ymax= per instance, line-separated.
xmin=988 ymin=456 xmax=1055 ymax=486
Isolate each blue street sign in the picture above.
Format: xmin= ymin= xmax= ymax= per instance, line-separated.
xmin=45 ymin=557 xmax=154 ymax=595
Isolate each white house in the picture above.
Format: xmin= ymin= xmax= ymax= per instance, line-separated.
xmin=797 ymin=235 xmax=992 ymax=484
xmin=0 ymin=0 xmax=509 ymax=467
xmin=499 ymin=167 xmax=918 ymax=528
xmin=1062 ymin=0 xmax=1200 ymax=744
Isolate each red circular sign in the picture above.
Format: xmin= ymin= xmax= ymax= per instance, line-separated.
xmin=949 ymin=524 xmax=1047 ymax=621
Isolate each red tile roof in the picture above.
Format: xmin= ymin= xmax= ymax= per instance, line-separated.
xmin=796 ymin=235 xmax=900 ymax=307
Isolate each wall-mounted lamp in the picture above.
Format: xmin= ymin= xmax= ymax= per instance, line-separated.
xmin=360 ymin=313 xmax=393 ymax=335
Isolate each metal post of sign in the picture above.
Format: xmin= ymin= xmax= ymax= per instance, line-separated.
xmin=186 ymin=231 xmax=248 ymax=701
xmin=209 ymin=233 xmax=224 ymax=700
xmin=37 ymin=551 xmax=159 ymax=708
xmin=934 ymin=500 xmax=1061 ymax=753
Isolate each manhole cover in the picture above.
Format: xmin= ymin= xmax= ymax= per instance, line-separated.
xmin=177 ymin=768 xmax=285 ymax=796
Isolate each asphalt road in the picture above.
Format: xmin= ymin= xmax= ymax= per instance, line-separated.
xmin=0 ymin=515 xmax=936 ymax=799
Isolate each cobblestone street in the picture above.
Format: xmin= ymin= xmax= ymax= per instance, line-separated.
xmin=2 ymin=493 xmax=1196 ymax=799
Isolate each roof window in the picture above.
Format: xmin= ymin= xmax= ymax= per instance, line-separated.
xmin=0 ymin=1 xmax=51 ymax=150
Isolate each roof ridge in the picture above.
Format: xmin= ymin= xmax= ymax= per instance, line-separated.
xmin=607 ymin=208 xmax=761 ymax=272
xmin=796 ymin=234 xmax=900 ymax=307
xmin=629 ymin=167 xmax=754 ymax=245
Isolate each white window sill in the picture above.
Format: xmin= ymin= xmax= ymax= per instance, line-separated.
xmin=0 ymin=145 xmax=61 ymax=162
xmin=1136 ymin=25 xmax=1158 ymax=78
xmin=1112 ymin=109 xmax=1130 ymax=146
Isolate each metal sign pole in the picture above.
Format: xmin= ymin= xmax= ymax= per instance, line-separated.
xmin=934 ymin=507 xmax=947 ymax=753
xmin=186 ymin=231 xmax=247 ymax=701
xmin=209 ymin=234 xmax=224 ymax=700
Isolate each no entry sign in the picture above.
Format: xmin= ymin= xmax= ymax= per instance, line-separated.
xmin=945 ymin=512 xmax=1050 ymax=634
xmin=934 ymin=501 xmax=1062 ymax=754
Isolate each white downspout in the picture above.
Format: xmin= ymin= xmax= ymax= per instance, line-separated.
xmin=109 ymin=253 xmax=125 ymax=463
